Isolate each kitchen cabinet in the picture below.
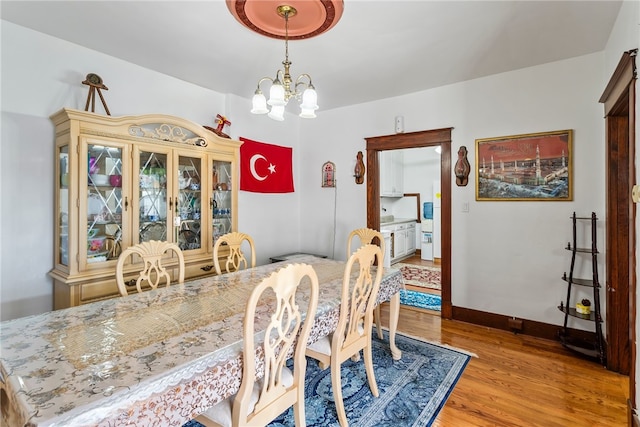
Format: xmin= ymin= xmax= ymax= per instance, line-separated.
xmin=380 ymin=150 xmax=404 ymax=197
xmin=406 ymin=222 xmax=416 ymax=253
xmin=381 ymin=220 xmax=416 ymax=263
xmin=394 ymin=223 xmax=408 ymax=259
xmin=51 ymin=108 xmax=241 ymax=309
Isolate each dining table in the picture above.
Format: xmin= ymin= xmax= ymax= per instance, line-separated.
xmin=0 ymin=255 xmax=404 ymax=427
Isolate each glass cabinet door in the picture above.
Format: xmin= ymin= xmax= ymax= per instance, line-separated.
xmin=176 ymin=154 xmax=204 ymax=251
xmin=212 ymin=160 xmax=232 ymax=245
xmin=138 ymin=150 xmax=169 ymax=244
xmin=86 ymin=142 xmax=125 ymax=264
xmin=57 ymin=146 xmax=70 ymax=266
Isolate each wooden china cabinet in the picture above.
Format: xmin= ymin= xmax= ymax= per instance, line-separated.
xmin=50 ymin=108 xmax=241 ymax=309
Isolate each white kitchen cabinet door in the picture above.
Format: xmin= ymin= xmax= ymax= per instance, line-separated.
xmin=380 ymin=150 xmax=404 ymax=197
xmin=394 ymin=223 xmax=407 ymax=259
xmin=406 ymin=223 xmax=416 ymax=254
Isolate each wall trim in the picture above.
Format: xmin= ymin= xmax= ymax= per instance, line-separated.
xmin=452 ymin=305 xmax=595 ymax=343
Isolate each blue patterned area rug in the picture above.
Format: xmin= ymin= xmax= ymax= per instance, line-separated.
xmin=184 ymin=331 xmax=470 ymax=427
xmin=400 ymin=289 xmax=441 ymax=311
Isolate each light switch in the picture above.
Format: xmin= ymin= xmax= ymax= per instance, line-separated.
xmin=633 ymin=185 xmax=640 ymax=203
xmin=462 ymin=201 xmax=469 ymax=213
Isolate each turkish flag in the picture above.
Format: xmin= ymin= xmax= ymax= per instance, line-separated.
xmin=239 ymin=137 xmax=294 ymax=193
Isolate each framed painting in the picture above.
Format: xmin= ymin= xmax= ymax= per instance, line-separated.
xmin=322 ymin=161 xmax=336 ymax=188
xmin=475 ymin=129 xmax=573 ymax=201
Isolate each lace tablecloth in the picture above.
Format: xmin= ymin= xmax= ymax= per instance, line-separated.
xmin=0 ymin=256 xmax=402 ymax=426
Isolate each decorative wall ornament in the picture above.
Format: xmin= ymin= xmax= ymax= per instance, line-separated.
xmin=322 ymin=161 xmax=336 ymax=188
xmin=454 ymin=146 xmax=471 ymax=186
xmin=82 ymin=73 xmax=111 ymax=115
xmin=204 ymin=114 xmax=231 ymax=139
xmin=354 ymin=151 xmax=365 ymax=184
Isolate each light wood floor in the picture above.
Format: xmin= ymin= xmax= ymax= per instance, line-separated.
xmin=379 ymin=305 xmax=629 ymax=426
xmin=398 ymin=253 xmax=440 ymax=269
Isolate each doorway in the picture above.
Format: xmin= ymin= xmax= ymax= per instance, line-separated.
xmin=365 ymin=128 xmax=453 ymax=318
xmin=599 ymin=49 xmax=636 ymax=396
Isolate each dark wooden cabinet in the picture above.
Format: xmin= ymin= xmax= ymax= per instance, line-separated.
xmin=558 ymin=212 xmax=606 ymax=365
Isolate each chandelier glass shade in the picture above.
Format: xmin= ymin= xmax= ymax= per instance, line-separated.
xmin=250 ymin=5 xmax=318 ymax=120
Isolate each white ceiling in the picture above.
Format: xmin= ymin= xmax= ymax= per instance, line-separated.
xmin=1 ymin=1 xmax=622 ymax=111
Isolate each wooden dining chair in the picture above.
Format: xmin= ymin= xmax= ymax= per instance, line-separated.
xmin=213 ymin=231 xmax=256 ymax=275
xmin=195 ymin=263 xmax=320 ymax=427
xmin=347 ymin=228 xmax=385 ymax=339
xmin=115 ymin=240 xmax=185 ymax=296
xmin=306 ymin=244 xmax=383 ymax=427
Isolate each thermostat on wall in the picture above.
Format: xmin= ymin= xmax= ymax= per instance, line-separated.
xmin=395 ymin=116 xmax=404 ymax=133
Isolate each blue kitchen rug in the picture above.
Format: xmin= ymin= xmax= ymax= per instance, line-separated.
xmin=184 ymin=331 xmax=470 ymax=427
xmin=400 ymin=289 xmax=441 ymax=311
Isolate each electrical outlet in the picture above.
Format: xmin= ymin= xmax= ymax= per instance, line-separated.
xmin=508 ymin=317 xmax=523 ymax=332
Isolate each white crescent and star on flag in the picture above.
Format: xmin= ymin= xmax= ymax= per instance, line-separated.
xmin=249 ymin=154 xmax=276 ymax=181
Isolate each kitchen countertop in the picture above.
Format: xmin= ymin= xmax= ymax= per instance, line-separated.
xmin=380 ymin=217 xmax=417 ymax=226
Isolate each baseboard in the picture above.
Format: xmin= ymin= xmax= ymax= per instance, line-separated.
xmin=630 ymin=400 xmax=640 ymax=427
xmin=451 ymin=305 xmax=596 ymax=343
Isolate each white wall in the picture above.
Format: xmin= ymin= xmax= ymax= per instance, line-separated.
xmin=0 ymin=22 xmax=298 ymax=319
xmin=224 ymin=94 xmax=302 ymax=264
xmin=301 ymin=52 xmax=607 ymax=328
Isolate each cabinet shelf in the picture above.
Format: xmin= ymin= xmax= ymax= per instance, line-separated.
xmin=557 ymin=212 xmax=605 ymax=366
xmin=557 ymin=305 xmax=599 ymax=322
xmin=561 ymin=276 xmax=599 ymax=288
xmin=558 ymin=333 xmax=602 ymax=359
xmin=565 ymin=245 xmax=598 ymax=254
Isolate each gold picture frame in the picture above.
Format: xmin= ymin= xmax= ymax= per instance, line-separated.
xmin=475 ymin=129 xmax=573 ymax=201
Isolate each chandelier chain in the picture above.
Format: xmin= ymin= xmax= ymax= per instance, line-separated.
xmin=284 ymin=10 xmax=290 ymax=65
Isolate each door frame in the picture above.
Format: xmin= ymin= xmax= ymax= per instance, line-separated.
xmin=599 ymin=49 xmax=637 ymax=387
xmin=365 ymin=128 xmax=453 ymax=318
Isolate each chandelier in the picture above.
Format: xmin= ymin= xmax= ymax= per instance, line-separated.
xmin=250 ymin=5 xmax=318 ymax=121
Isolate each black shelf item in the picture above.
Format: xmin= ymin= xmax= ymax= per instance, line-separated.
xmin=557 ymin=212 xmax=606 ymax=365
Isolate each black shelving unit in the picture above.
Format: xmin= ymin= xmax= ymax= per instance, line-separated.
xmin=557 ymin=212 xmax=606 ymax=365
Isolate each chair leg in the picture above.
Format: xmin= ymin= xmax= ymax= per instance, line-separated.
xmin=293 ymin=393 xmax=307 ymax=427
xmin=331 ymin=358 xmax=349 ymax=427
xmin=194 ymin=414 xmax=225 ymax=427
xmin=363 ymin=342 xmax=379 ymax=398
xmin=374 ymin=306 xmax=383 ymax=339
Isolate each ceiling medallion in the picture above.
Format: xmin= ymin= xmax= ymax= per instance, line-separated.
xmin=226 ymin=0 xmax=344 ymax=40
